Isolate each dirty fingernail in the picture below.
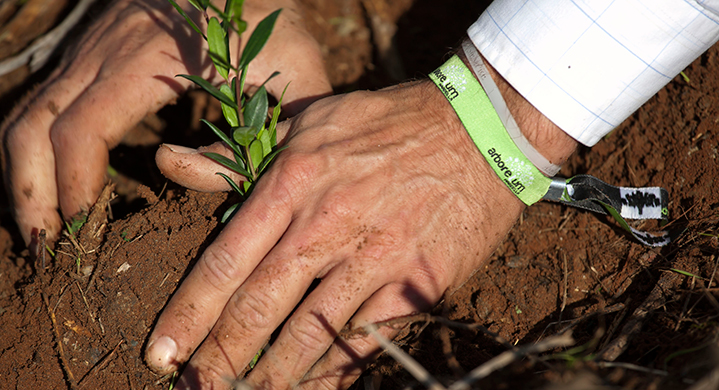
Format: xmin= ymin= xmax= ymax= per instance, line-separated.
xmin=146 ymin=336 xmax=178 ymax=371
xmin=162 ymin=144 xmax=197 ymax=154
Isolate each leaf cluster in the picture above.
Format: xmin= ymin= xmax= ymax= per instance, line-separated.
xmin=167 ymin=0 xmax=286 ymax=222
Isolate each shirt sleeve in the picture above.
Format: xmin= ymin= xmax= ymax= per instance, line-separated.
xmin=468 ymin=0 xmax=719 ymax=146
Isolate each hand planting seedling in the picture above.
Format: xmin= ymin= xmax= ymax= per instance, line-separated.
xmin=167 ymin=0 xmax=287 ymax=222
xmin=164 ymin=0 xmax=286 ymax=377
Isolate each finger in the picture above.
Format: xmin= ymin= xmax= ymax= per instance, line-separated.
xmin=243 ymin=256 xmax=392 ymax=389
xmin=171 ymin=215 xmax=340 ymax=389
xmin=155 ymin=142 xmax=246 ymax=192
xmin=155 ymin=116 xmax=298 ymax=192
xmin=2 ymin=68 xmax=103 ymax=244
xmin=52 ymin=72 xmax=189 ymax=218
xmin=299 ymin=283 xmax=433 ymax=390
xmin=144 ymin=176 xmax=294 ymax=375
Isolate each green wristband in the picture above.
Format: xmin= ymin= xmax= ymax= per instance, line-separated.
xmin=429 ymin=55 xmax=551 ymax=205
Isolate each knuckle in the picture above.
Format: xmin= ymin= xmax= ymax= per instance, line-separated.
xmin=277 ymin=152 xmax=318 ymax=185
xmin=195 ymin=244 xmax=244 ymax=291
xmin=312 ymin=374 xmax=346 ymax=390
xmin=285 ymin=314 xmax=329 ymax=353
xmin=270 ymin=152 xmax=319 ymax=199
xmin=319 ymin=189 xmax=356 ymax=222
xmin=225 ymin=290 xmax=276 ymax=331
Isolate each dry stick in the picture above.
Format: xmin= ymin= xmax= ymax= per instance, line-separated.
xmin=560 ymin=252 xmax=568 ymax=317
xmin=696 ymin=255 xmax=719 ymax=314
xmin=530 ymin=303 xmax=626 ymax=349
xmin=363 ymin=316 xmax=574 ymax=390
xmin=597 ymin=298 xmax=630 ymax=352
xmin=440 ymin=324 xmax=465 ymax=377
xmin=535 ymin=303 xmax=625 ymax=342
xmin=35 ymin=228 xmax=79 ymax=390
xmin=365 ymin=324 xmax=446 ymax=390
xmin=77 ymin=339 xmax=124 ymax=388
xmin=596 ymin=272 xmax=680 ymax=361
xmin=342 ymin=313 xmax=513 ymax=350
xmin=75 ymin=281 xmax=97 ymax=327
xmin=42 ymin=287 xmax=79 ymax=390
xmin=446 ymin=332 xmax=575 ymax=390
xmin=596 ymin=361 xmax=667 ymax=376
xmin=0 ymin=0 xmax=98 ymax=76
xmin=440 ymin=303 xmax=465 ymax=377
xmin=39 ymin=229 xmax=47 ymax=269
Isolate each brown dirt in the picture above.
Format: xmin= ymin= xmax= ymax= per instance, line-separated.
xmin=2 ymin=0 xmax=719 ymax=389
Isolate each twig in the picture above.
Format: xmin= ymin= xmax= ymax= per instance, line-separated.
xmin=0 ymin=0 xmax=98 ymax=76
xmin=560 ymin=253 xmax=568 ymax=316
xmin=38 ymin=229 xmax=47 ymax=270
xmin=597 ymin=298 xmax=630 ymax=352
xmin=87 ymin=239 xmax=122 ymax=292
xmin=536 ymin=303 xmax=625 ymax=342
xmin=41 ymin=289 xmax=79 ymax=390
xmin=446 ymin=332 xmax=575 ymax=390
xmin=365 ymin=324 xmax=446 ymax=390
xmin=596 ymin=272 xmax=680 ymax=361
xmin=342 ymin=313 xmax=513 ymax=349
xmin=438 ymin=301 xmax=464 ymax=377
xmin=698 ymin=255 xmax=719 ymax=313
xmin=362 ymin=315 xmax=573 ymax=390
xmin=75 ymin=281 xmax=96 ymax=325
xmin=597 ymin=361 xmax=667 ymax=376
xmin=78 ymin=339 xmax=124 ymax=387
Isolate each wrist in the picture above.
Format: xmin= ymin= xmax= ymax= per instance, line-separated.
xmin=457 ymin=43 xmax=578 ymax=168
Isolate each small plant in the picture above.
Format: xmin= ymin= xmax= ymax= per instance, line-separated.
xmin=167 ymin=0 xmax=288 ymax=222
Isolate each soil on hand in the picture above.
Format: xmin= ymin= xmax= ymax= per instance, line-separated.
xmin=2 ymin=1 xmax=719 ymax=389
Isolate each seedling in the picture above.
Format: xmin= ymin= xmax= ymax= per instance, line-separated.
xmin=63 ymin=215 xmax=87 ymax=273
xmin=167 ymin=0 xmax=288 ymax=222
xmin=167 ymin=0 xmax=283 ymax=374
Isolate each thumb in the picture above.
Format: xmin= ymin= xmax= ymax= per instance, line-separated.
xmin=156 ymin=116 xmax=297 ymax=192
xmin=155 ymin=142 xmax=245 ymax=192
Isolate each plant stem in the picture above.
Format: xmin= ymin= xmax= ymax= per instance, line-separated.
xmin=238 ymin=65 xmax=248 ymax=126
xmin=244 ymin=144 xmax=256 ymax=180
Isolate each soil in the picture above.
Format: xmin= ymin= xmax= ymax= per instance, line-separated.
xmin=2 ymin=0 xmax=719 ymax=389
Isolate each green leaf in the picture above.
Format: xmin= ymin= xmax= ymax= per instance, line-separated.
xmin=238 ymin=9 xmax=281 ymax=70
xmin=249 ymin=139 xmax=264 ymax=173
xmin=258 ymin=145 xmax=288 ymax=173
xmin=207 ymin=51 xmax=236 ymax=73
xmin=66 ymin=214 xmax=88 ymax=235
xmin=216 ymin=172 xmax=245 ymax=195
xmin=202 ymin=152 xmax=251 ymax=178
xmin=269 ymin=82 xmax=290 ymax=146
xmin=243 ymin=86 xmax=268 ymax=130
xmin=243 ymin=180 xmax=252 ymax=192
xmin=206 ymin=2 xmax=230 ymax=21
xmin=236 ymin=20 xmax=248 ymax=35
xmin=258 ymin=127 xmax=271 ymax=156
xmin=221 ymin=202 xmax=241 ymax=223
xmin=186 ymin=0 xmax=208 ymax=12
xmin=178 ymin=75 xmax=236 ymax=107
xmin=166 ymin=0 xmax=206 ymax=39
xmin=233 ymin=126 xmax=258 ymax=147
xmin=207 ymin=17 xmax=230 ymax=79
xmin=231 ymin=0 xmax=246 ymax=33
xmin=201 ymin=119 xmax=241 ymax=156
xmin=229 ymin=0 xmax=245 ymax=20
xmin=219 ymin=84 xmax=239 ymax=127
xmin=259 ymin=71 xmax=281 ymax=89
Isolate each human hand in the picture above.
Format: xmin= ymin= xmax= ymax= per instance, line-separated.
xmin=0 ymin=0 xmax=331 ymax=247
xmin=148 ymin=60 xmax=578 ymax=389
